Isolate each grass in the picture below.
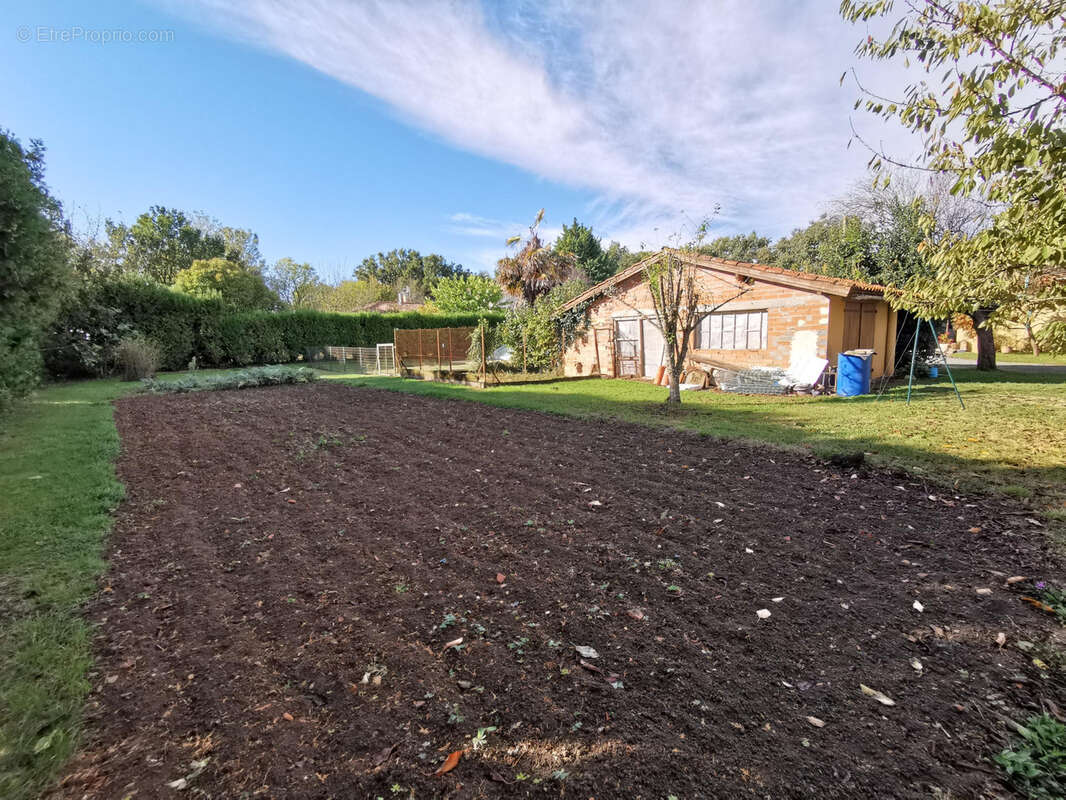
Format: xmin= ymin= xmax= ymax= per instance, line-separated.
xmin=0 ymin=378 xmax=129 ymax=799
xmin=330 ymin=368 xmax=1066 ymax=509
xmin=951 ymin=350 xmax=1066 ymax=365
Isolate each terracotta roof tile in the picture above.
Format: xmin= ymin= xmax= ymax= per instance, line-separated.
xmin=558 ymin=248 xmax=885 ymax=312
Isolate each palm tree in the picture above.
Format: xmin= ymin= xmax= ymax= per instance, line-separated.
xmin=495 ymin=209 xmax=577 ymax=305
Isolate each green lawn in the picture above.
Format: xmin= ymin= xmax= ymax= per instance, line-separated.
xmin=0 ymin=379 xmax=128 ymax=799
xmin=333 ymin=369 xmax=1066 ymax=509
xmin=951 ymin=350 xmax=1066 ymax=365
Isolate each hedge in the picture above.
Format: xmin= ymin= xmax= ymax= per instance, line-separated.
xmin=45 ymin=278 xmax=504 ymax=376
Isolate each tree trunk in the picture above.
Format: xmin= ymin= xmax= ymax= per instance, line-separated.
xmin=1025 ymin=321 xmax=1040 ymax=357
xmin=971 ymin=308 xmax=997 ymax=371
xmin=666 ymin=369 xmax=682 ymax=404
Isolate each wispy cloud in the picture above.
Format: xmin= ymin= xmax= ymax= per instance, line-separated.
xmin=175 ymin=0 xmax=918 ymax=244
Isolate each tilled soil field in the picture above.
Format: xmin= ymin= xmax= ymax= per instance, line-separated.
xmin=58 ymin=382 xmax=1064 ymax=799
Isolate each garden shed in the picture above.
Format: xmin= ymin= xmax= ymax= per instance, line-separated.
xmin=559 ymin=249 xmax=898 ymax=382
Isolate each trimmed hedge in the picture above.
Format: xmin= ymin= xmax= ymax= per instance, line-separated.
xmin=45 ymin=278 xmax=504 ymax=376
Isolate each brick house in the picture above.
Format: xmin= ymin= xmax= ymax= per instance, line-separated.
xmin=559 ymin=249 xmax=898 ymax=381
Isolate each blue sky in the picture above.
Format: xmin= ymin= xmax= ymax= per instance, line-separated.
xmin=2 ymin=0 xmax=917 ymax=278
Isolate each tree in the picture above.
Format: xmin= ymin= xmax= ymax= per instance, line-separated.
xmin=172 ymin=258 xmax=278 ymax=310
xmin=841 ymin=0 xmax=1066 ymax=369
xmin=633 ymin=246 xmax=751 ymax=405
xmin=268 ymin=257 xmax=321 ymax=308
xmin=770 ymin=215 xmax=877 ymax=280
xmin=427 ymin=274 xmax=503 ymax=313
xmin=553 ymin=218 xmax=624 ymax=283
xmin=698 ymin=232 xmax=773 ymax=263
xmin=106 ymin=206 xmax=225 ymax=283
xmin=191 ymin=214 xmax=265 ymax=270
xmin=0 ymin=130 xmax=71 ymax=406
xmin=310 ymin=278 xmax=393 ymax=312
xmin=496 ymin=210 xmax=580 ymax=305
xmin=355 ymin=248 xmax=467 ymax=296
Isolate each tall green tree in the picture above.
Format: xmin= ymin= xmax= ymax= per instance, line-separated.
xmin=698 ymin=232 xmax=773 ymax=263
xmin=172 ymin=258 xmax=277 ymax=311
xmin=554 ymin=218 xmax=624 ymax=283
xmin=355 ymin=248 xmax=467 ymax=296
xmin=191 ymin=214 xmax=265 ymax=270
xmin=106 ymin=206 xmax=225 ymax=283
xmin=496 ymin=210 xmax=580 ymax=305
xmin=0 ymin=130 xmax=71 ymax=406
xmin=841 ymin=0 xmax=1066 ymax=369
xmin=770 ymin=215 xmax=877 ymax=280
xmin=268 ymin=257 xmax=321 ymax=308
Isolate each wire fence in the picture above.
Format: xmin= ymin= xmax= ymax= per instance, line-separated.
xmin=303 ymin=345 xmax=396 ymax=374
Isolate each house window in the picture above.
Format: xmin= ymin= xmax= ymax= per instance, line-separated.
xmin=697 ymin=310 xmax=768 ymax=350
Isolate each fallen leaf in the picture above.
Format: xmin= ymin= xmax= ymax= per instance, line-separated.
xmin=588 ymin=500 xmax=603 ymax=507
xmin=996 ymin=632 xmax=1007 ymax=647
xmin=287 ymin=499 xmax=297 ymax=505
xmin=910 ymin=658 xmax=923 ymax=672
xmin=968 ymin=526 xmax=981 ymax=533
xmin=912 ymin=600 xmax=924 ymax=613
xmin=282 ymin=712 xmax=294 ymax=721
xmin=442 ymin=637 xmax=464 ymax=654
xmin=805 ymin=716 xmax=825 ymax=728
xmin=772 ymin=597 xmax=785 ymax=603
xmin=496 ymin=573 xmax=506 ymax=584
xmin=434 ymin=750 xmax=462 ymax=776
xmin=1006 ymin=576 xmax=1026 ymax=585
xmin=626 ymin=608 xmax=646 ymax=621
xmin=860 ymin=684 xmax=896 ymax=706
xmin=1022 ymin=596 xmax=1055 ymax=613
xmin=975 ymin=588 xmax=992 ymax=596
xmin=756 ymin=608 xmax=771 ymax=619
xmin=1034 ymin=658 xmax=1049 ymax=671
xmin=574 ymin=645 xmax=599 ymax=659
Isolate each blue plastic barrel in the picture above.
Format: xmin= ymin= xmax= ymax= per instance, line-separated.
xmin=837 ymin=352 xmax=873 ymax=396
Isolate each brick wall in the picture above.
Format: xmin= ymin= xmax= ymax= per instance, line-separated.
xmin=562 ymin=268 xmax=832 ymax=377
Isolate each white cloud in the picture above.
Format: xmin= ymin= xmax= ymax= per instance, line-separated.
xmin=175 ymin=0 xmax=920 ymax=244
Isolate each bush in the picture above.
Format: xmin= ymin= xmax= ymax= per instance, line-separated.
xmin=45 ymin=277 xmax=505 ymax=377
xmin=141 ymin=365 xmax=317 ymax=393
xmin=115 ymin=335 xmax=160 ymax=380
xmin=199 ymin=309 xmax=506 ymax=367
xmin=499 ymin=280 xmax=589 ymax=371
xmin=45 ymin=277 xmax=222 ymax=376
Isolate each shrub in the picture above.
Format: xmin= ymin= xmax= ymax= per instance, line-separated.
xmin=45 ymin=277 xmax=222 ymax=376
xmin=45 ymin=277 xmax=506 ymax=377
xmin=141 ymin=365 xmax=317 ymax=393
xmin=499 ymin=280 xmax=589 ymax=371
xmin=994 ymin=713 xmax=1066 ymax=800
xmin=115 ymin=335 xmax=159 ymax=380
xmin=466 ymin=317 xmax=503 ymax=365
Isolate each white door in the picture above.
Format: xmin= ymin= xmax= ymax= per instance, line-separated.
xmin=642 ymin=318 xmax=665 ymax=377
